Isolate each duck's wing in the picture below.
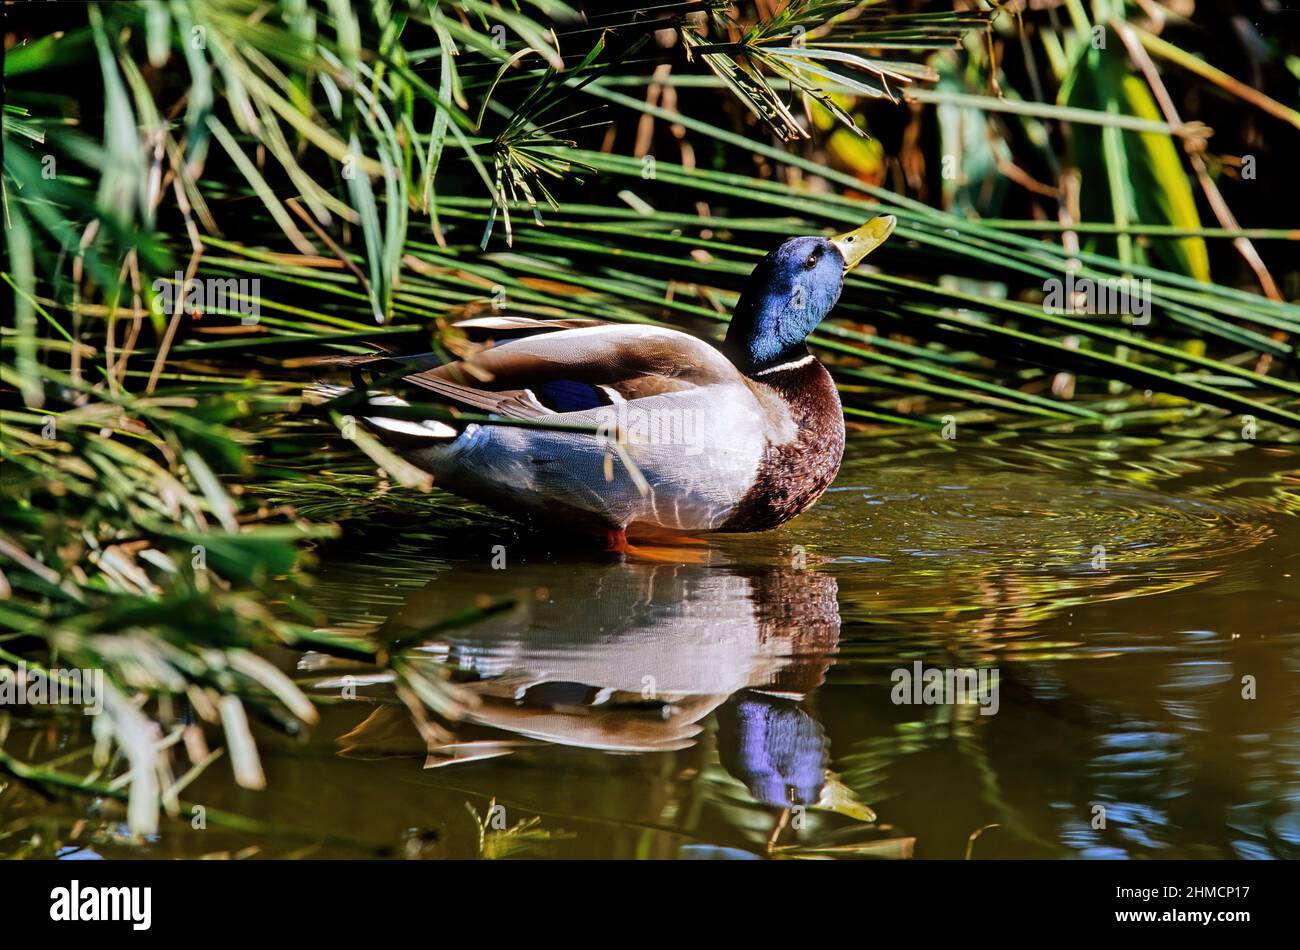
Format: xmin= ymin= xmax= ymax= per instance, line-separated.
xmin=353 ymin=321 xmax=741 ymax=421
xmin=453 ymin=315 xmax=606 ymax=342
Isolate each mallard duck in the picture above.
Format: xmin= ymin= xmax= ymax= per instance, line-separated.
xmin=312 ymin=215 xmax=895 ymax=547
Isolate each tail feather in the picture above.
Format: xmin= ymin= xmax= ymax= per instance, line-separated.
xmin=302 ymin=382 xmax=459 ymax=443
xmin=302 ymin=382 xmax=349 ymax=406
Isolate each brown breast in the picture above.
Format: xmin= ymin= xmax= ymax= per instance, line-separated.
xmin=718 ymin=357 xmax=846 ymax=532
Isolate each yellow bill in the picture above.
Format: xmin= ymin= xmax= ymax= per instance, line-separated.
xmin=831 ymin=214 xmax=897 ymax=271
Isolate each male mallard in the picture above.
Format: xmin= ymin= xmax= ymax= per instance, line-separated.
xmin=314 ymin=215 xmax=895 ymax=547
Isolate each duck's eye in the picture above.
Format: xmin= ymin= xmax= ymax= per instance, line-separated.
xmin=804 ymin=253 xmax=820 ymax=269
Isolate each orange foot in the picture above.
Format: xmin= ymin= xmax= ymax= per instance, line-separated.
xmin=603 ymin=528 xmax=713 ymax=563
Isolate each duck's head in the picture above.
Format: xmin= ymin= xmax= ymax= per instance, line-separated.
xmin=724 ymin=215 xmax=896 ymax=374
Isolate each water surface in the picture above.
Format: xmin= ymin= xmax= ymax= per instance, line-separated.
xmin=21 ymin=432 xmax=1300 ymax=859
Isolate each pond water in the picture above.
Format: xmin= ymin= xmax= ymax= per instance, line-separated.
xmin=18 ymin=431 xmax=1300 ymax=859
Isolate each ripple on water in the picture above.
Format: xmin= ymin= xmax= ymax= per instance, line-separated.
xmin=811 ymin=437 xmax=1289 ymax=652
xmin=827 ymin=478 xmax=1275 ymax=574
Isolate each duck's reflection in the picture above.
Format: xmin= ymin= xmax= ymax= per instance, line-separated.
xmin=334 ymin=553 xmax=844 ymax=813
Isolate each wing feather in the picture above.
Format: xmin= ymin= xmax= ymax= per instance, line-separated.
xmin=351 ymin=322 xmax=740 ymax=422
